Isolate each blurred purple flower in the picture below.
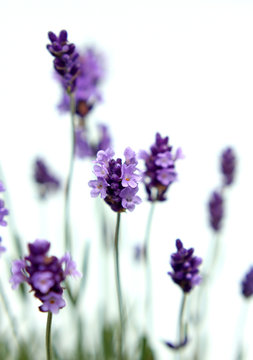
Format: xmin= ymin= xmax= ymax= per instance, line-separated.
xmin=0 ymin=199 xmax=9 ymax=226
xmin=75 ymin=124 xmax=112 ymax=160
xmin=168 ymin=239 xmax=202 ymax=293
xmin=241 ymin=266 xmax=253 ymax=298
xmin=220 ymin=147 xmax=236 ymax=187
xmin=33 ymin=158 xmax=61 ymax=199
xmin=57 ymin=47 xmax=105 ymax=116
xmin=208 ymin=191 xmax=223 ymax=232
xmin=10 ymin=239 xmax=81 ymax=314
xmin=0 ymin=237 xmax=6 ymax=256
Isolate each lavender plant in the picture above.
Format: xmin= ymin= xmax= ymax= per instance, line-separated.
xmin=10 ymin=239 xmax=81 ymax=359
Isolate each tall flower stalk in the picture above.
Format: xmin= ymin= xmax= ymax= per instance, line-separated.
xmin=47 ymin=30 xmax=80 ymax=252
xmin=88 ymin=146 xmax=142 ymax=359
xmin=114 ymin=212 xmax=123 ymax=359
xmin=63 ymin=93 xmax=76 ymax=252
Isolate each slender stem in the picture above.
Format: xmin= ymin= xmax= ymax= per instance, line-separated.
xmin=144 ymin=202 xmax=155 ymax=334
xmin=179 ymin=293 xmax=187 ymax=343
xmin=114 ymin=212 xmax=123 ymax=360
xmin=177 ymin=293 xmax=187 ymax=360
xmin=235 ymin=300 xmax=249 ymax=360
xmin=46 ymin=311 xmax=53 ymax=360
xmin=64 ymin=93 xmax=76 ymax=253
xmin=0 ymin=279 xmax=19 ymax=344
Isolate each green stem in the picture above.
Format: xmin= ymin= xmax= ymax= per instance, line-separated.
xmin=114 ymin=212 xmax=123 ymax=360
xmin=64 ymin=93 xmax=76 ymax=253
xmin=179 ymin=293 xmax=187 ymax=344
xmin=46 ymin=311 xmax=53 ymax=360
xmin=144 ymin=202 xmax=155 ymax=334
xmin=0 ymin=280 xmax=19 ymax=344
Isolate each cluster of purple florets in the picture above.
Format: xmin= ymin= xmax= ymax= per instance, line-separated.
xmin=10 ymin=239 xmax=80 ymax=314
xmin=168 ymin=239 xmax=202 ymax=293
xmin=0 ymin=180 xmax=9 ymax=228
xmin=58 ymin=47 xmax=104 ymax=117
xmin=208 ymin=147 xmax=236 ymax=232
xmin=88 ymin=147 xmax=142 ymax=212
xmin=47 ymin=30 xmax=80 ymax=93
xmin=33 ymin=158 xmax=61 ymax=199
xmin=75 ymin=124 xmax=112 ymax=159
xmin=139 ymin=133 xmax=183 ymax=202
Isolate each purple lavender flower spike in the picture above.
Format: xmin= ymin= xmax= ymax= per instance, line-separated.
xmin=56 ymin=47 xmax=104 ymax=116
xmin=140 ymin=133 xmax=182 ymax=202
xmin=33 ymin=158 xmax=61 ymax=199
xmin=10 ymin=239 xmax=81 ymax=313
xmin=47 ymin=30 xmax=80 ymax=93
xmin=220 ymin=147 xmax=236 ymax=186
xmin=0 ymin=199 xmax=9 ymax=226
xmin=208 ymin=191 xmax=223 ymax=232
xmin=89 ymin=147 xmax=142 ymax=212
xmin=241 ymin=267 xmax=253 ymax=298
xmin=168 ymin=239 xmax=202 ymax=293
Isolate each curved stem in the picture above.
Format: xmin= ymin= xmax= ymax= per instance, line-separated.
xmin=64 ymin=93 xmax=76 ymax=253
xmin=46 ymin=311 xmax=53 ymax=360
xmin=144 ymin=202 xmax=156 ymax=334
xmin=114 ymin=212 xmax=123 ymax=360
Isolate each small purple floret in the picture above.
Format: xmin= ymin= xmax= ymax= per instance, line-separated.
xmin=0 ymin=199 xmax=9 ymax=226
xmin=168 ymin=239 xmax=202 ymax=293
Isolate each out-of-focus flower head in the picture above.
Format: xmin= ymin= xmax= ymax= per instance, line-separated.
xmin=88 ymin=147 xmax=142 ymax=212
xmin=10 ymin=239 xmax=81 ymax=314
xmin=0 ymin=181 xmax=9 ymax=227
xmin=241 ymin=266 xmax=253 ymax=299
xmin=47 ymin=30 xmax=80 ymax=93
xmin=0 ymin=237 xmax=6 ymax=256
xmin=57 ymin=47 xmax=105 ymax=117
xmin=168 ymin=239 xmax=202 ymax=293
xmin=139 ymin=133 xmax=183 ymax=202
xmin=33 ymin=158 xmax=61 ymax=199
xmin=208 ymin=191 xmax=223 ymax=232
xmin=220 ymin=147 xmax=236 ymax=187
xmin=75 ymin=124 xmax=112 ymax=159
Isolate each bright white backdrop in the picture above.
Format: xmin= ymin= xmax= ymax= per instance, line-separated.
xmin=1 ymin=0 xmax=253 ymax=359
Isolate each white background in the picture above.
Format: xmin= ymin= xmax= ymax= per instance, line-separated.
xmin=1 ymin=0 xmax=253 ymax=359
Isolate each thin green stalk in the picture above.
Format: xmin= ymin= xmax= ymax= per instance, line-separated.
xmin=46 ymin=311 xmax=53 ymax=360
xmin=177 ymin=293 xmax=187 ymax=360
xmin=0 ymin=280 xmax=19 ymax=344
xmin=235 ymin=300 xmax=249 ymax=360
xmin=64 ymin=93 xmax=76 ymax=253
xmin=144 ymin=202 xmax=155 ymax=334
xmin=114 ymin=212 xmax=123 ymax=360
